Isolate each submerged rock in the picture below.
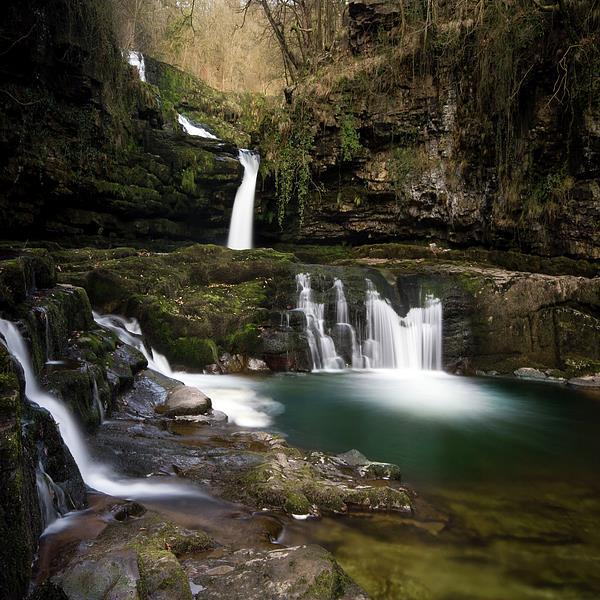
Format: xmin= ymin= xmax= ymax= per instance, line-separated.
xmin=187 ymin=544 xmax=368 ymax=600
xmin=568 ymin=374 xmax=600 ymax=389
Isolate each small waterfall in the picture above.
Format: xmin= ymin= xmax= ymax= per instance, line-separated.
xmin=294 ymin=274 xmax=344 ymax=371
xmin=92 ymin=312 xmax=168 ymax=373
xmin=227 ymin=150 xmax=260 ymax=250
xmin=364 ymin=280 xmax=442 ymax=370
xmin=34 ymin=306 xmax=51 ymax=362
xmin=0 ymin=318 xmax=207 ymax=508
xmin=290 ymin=275 xmax=442 ymax=372
xmin=35 ymin=460 xmax=69 ymax=529
xmin=126 ymin=50 xmax=146 ymax=82
xmin=333 ymin=278 xmax=349 ymax=324
xmin=178 ymin=114 xmax=218 ymax=139
xmin=92 ymin=377 xmax=104 ymax=423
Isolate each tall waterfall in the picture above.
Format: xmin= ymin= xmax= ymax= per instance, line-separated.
xmin=291 ymin=275 xmax=442 ymax=372
xmin=227 ymin=150 xmax=260 ymax=250
xmin=177 ymin=114 xmax=218 ymax=139
xmin=126 ymin=50 xmax=146 ymax=81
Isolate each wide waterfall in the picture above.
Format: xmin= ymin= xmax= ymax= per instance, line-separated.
xmin=291 ymin=275 xmax=442 ymax=372
xmin=364 ymin=280 xmax=442 ymax=370
xmin=227 ymin=150 xmax=260 ymax=250
xmin=177 ymin=113 xmax=218 ymax=139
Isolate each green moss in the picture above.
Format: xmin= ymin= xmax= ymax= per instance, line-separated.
xmin=170 ymin=337 xmax=218 ymax=369
xmin=338 ymin=111 xmax=362 ymax=162
xmin=181 ymin=167 xmax=196 ymax=194
xmin=305 ymin=565 xmax=352 ymax=600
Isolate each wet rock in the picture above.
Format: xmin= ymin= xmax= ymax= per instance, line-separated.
xmin=187 ymin=545 xmax=368 ymax=600
xmin=52 ymin=550 xmax=141 ymax=600
xmin=175 ymin=410 xmax=228 ymax=425
xmin=110 ymin=501 xmax=147 ymax=522
xmin=337 ymin=449 xmax=401 ymax=480
xmin=246 ymin=358 xmax=269 ymax=372
xmin=183 ymin=433 xmax=412 ymax=517
xmin=514 ymin=368 xmax=548 ymax=381
xmin=159 ymin=385 xmax=212 ymax=418
xmin=50 ymin=515 xmax=214 ymax=600
xmin=568 ymin=374 xmax=600 ymax=388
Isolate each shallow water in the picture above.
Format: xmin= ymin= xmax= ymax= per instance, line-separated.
xmin=255 ymin=372 xmax=600 ymax=599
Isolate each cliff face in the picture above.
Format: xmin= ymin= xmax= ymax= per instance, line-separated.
xmin=257 ymin=0 xmax=600 ymax=260
xmin=0 ymin=0 xmax=244 ymax=248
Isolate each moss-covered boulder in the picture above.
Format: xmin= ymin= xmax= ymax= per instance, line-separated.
xmin=49 ymin=513 xmax=213 ymax=600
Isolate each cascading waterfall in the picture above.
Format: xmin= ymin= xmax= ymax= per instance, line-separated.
xmin=294 ymin=274 xmax=344 ymax=371
xmin=364 ymin=280 xmax=442 ymax=370
xmin=0 ymin=318 xmax=207 ymax=523
xmin=177 ymin=113 xmax=218 ymax=139
xmin=35 ymin=461 xmax=68 ymax=529
xmin=126 ymin=50 xmax=146 ymax=82
xmin=332 ymin=278 xmax=367 ymax=369
xmin=93 ymin=312 xmax=276 ymax=427
xmin=291 ymin=275 xmax=443 ymax=372
xmin=124 ymin=49 xmax=259 ymax=250
xmin=227 ymin=150 xmax=260 ymax=250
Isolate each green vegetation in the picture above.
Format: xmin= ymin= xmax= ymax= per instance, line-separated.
xmin=260 ymin=100 xmax=317 ymax=227
xmin=337 ymin=109 xmax=362 ymax=162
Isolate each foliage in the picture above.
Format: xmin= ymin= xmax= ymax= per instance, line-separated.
xmin=522 ymin=168 xmax=574 ymax=224
xmin=337 ymin=110 xmax=362 ymax=162
xmin=388 ymin=146 xmax=428 ymax=199
xmin=260 ymin=100 xmax=317 ymax=227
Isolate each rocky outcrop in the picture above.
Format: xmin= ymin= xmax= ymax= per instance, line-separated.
xmin=0 ymin=251 xmax=150 ymax=599
xmin=49 ymin=243 xmax=600 ymax=377
xmin=257 ymin=2 xmax=600 ymax=261
xmin=0 ymin=0 xmax=248 ymax=249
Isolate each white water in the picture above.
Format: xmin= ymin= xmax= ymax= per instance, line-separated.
xmin=227 ymin=150 xmax=260 ymax=250
xmin=295 ymin=274 xmax=344 ymax=371
xmin=177 ymin=113 xmax=218 ymax=139
xmin=126 ymin=50 xmax=146 ymax=82
xmin=0 ymin=319 xmax=211 ymax=513
xmin=93 ymin=312 xmax=279 ymax=428
xmin=292 ymin=275 xmax=442 ymax=372
xmin=364 ymin=281 xmax=442 ymax=370
xmin=36 ymin=461 xmax=67 ymax=529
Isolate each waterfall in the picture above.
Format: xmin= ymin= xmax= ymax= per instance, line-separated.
xmin=227 ymin=150 xmax=260 ymax=250
xmin=93 ymin=312 xmax=277 ymax=428
xmin=35 ymin=461 xmax=68 ymax=529
xmin=92 ymin=377 xmax=104 ymax=423
xmin=333 ymin=278 xmax=349 ymax=324
xmin=294 ymin=274 xmax=344 ymax=371
xmin=0 ymin=318 xmax=208 ymax=512
xmin=364 ymin=280 xmax=442 ymax=370
xmin=177 ymin=114 xmax=218 ymax=139
xmin=291 ymin=275 xmax=442 ymax=372
xmin=126 ymin=50 xmax=146 ymax=82
xmin=92 ymin=312 xmax=168 ymax=373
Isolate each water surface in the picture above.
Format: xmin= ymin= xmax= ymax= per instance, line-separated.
xmin=255 ymin=372 xmax=600 ymax=599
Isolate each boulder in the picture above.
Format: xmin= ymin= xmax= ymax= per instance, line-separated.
xmin=568 ymin=374 xmax=600 ymax=388
xmin=514 ymin=368 xmax=548 ymax=381
xmin=159 ymin=385 xmax=212 ymax=418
